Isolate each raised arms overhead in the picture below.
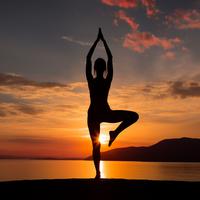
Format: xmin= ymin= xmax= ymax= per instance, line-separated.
xmin=99 ymin=28 xmax=113 ymax=82
xmin=86 ymin=28 xmax=113 ymax=82
xmin=86 ymin=31 xmax=100 ymax=82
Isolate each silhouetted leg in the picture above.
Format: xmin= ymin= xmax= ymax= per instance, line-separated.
xmin=104 ymin=110 xmax=139 ymax=146
xmin=88 ymin=122 xmax=101 ymax=179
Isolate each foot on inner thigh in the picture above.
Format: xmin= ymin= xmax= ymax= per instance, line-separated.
xmin=108 ymin=131 xmax=118 ymax=147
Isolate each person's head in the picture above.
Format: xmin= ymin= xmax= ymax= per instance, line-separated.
xmin=94 ymin=58 xmax=106 ymax=77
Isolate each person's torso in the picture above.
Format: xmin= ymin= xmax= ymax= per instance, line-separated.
xmin=88 ymin=78 xmax=111 ymax=113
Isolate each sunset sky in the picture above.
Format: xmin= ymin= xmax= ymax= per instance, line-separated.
xmin=0 ymin=0 xmax=200 ymax=158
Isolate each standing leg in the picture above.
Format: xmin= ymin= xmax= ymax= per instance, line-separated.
xmin=88 ymin=122 xmax=101 ymax=179
xmin=104 ymin=110 xmax=139 ymax=146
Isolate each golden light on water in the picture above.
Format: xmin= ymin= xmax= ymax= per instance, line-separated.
xmin=100 ymin=161 xmax=106 ymax=178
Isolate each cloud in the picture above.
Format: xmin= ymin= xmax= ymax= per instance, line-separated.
xmin=166 ymin=9 xmax=200 ymax=30
xmin=101 ymin=0 xmax=137 ymax=8
xmin=170 ymin=81 xmax=200 ymax=98
xmin=115 ymin=10 xmax=139 ymax=30
xmin=0 ymin=110 xmax=6 ymax=117
xmin=0 ymin=103 xmax=43 ymax=117
xmin=182 ymin=46 xmax=189 ymax=52
xmin=0 ymin=73 xmax=67 ymax=88
xmin=101 ymin=0 xmax=159 ymax=17
xmin=123 ymin=32 xmax=181 ymax=53
xmin=4 ymin=135 xmax=52 ymax=144
xmin=162 ymin=51 xmax=176 ymax=60
xmin=0 ymin=73 xmax=89 ymax=120
xmin=109 ymin=81 xmax=200 ymax=125
xmin=102 ymin=1 xmax=185 ymax=54
xmin=0 ymin=93 xmax=22 ymax=103
xmin=2 ymin=135 xmax=69 ymax=145
xmin=1 ymin=73 xmax=199 ymax=137
xmin=115 ymin=11 xmax=181 ymax=52
xmin=13 ymin=104 xmax=43 ymax=115
xmin=61 ymin=36 xmax=92 ymax=46
xmin=0 ymin=94 xmax=43 ymax=115
xmin=127 ymin=80 xmax=200 ymax=99
xmin=0 ymin=73 xmax=72 ymax=117
xmin=140 ymin=0 xmax=159 ymax=17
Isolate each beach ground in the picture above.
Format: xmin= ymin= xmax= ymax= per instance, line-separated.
xmin=0 ymin=179 xmax=199 ymax=199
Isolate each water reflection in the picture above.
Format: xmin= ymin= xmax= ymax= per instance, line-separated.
xmin=100 ymin=161 xmax=105 ymax=178
xmin=0 ymin=160 xmax=200 ymax=182
xmin=101 ymin=161 xmax=200 ymax=181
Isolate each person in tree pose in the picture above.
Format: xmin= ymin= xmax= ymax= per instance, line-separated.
xmin=86 ymin=28 xmax=139 ymax=179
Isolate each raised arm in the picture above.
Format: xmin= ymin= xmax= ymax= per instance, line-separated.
xmin=99 ymin=29 xmax=113 ymax=81
xmin=86 ymin=37 xmax=99 ymax=82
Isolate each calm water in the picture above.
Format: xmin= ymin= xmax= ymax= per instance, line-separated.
xmin=0 ymin=160 xmax=200 ymax=182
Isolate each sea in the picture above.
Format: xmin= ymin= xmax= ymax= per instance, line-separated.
xmin=0 ymin=159 xmax=200 ymax=182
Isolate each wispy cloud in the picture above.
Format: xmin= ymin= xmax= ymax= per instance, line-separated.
xmin=166 ymin=9 xmax=200 ymax=30
xmin=0 ymin=73 xmax=87 ymax=118
xmin=101 ymin=0 xmax=159 ymax=17
xmin=101 ymin=0 xmax=138 ymax=9
xmin=0 ymin=73 xmax=67 ymax=88
xmin=123 ymin=32 xmax=181 ymax=53
xmin=115 ymin=10 xmax=139 ymax=31
xmin=170 ymin=81 xmax=200 ymax=98
xmin=141 ymin=0 xmax=159 ymax=17
xmin=162 ymin=51 xmax=176 ymax=60
xmin=115 ymin=10 xmax=181 ymax=53
xmin=1 ymin=73 xmax=200 ymax=122
xmin=1 ymin=135 xmax=69 ymax=145
xmin=13 ymin=104 xmax=44 ymax=115
xmin=101 ymin=1 xmax=188 ymax=54
xmin=61 ymin=36 xmax=92 ymax=46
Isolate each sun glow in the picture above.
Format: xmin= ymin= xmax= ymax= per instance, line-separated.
xmin=99 ymin=133 xmax=109 ymax=144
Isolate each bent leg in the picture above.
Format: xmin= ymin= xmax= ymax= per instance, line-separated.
xmin=104 ymin=110 xmax=139 ymax=146
xmin=88 ymin=121 xmax=101 ymax=179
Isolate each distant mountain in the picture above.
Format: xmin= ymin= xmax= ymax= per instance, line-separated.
xmin=86 ymin=137 xmax=200 ymax=162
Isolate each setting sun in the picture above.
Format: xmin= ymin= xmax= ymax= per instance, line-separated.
xmin=99 ymin=133 xmax=109 ymax=145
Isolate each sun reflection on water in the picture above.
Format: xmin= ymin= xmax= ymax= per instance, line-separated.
xmin=100 ymin=161 xmax=106 ymax=178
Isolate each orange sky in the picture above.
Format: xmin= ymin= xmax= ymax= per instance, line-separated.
xmin=0 ymin=78 xmax=200 ymax=158
xmin=0 ymin=0 xmax=200 ymax=158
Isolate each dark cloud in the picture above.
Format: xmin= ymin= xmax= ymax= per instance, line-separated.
xmin=2 ymin=135 xmax=70 ymax=145
xmin=0 ymin=110 xmax=6 ymax=117
xmin=142 ymin=84 xmax=154 ymax=92
xmin=3 ymin=136 xmax=58 ymax=145
xmin=170 ymin=81 xmax=200 ymax=98
xmin=0 ymin=73 xmax=75 ymax=118
xmin=141 ymin=81 xmax=200 ymax=99
xmin=0 ymin=103 xmax=43 ymax=117
xmin=55 ymin=104 xmax=78 ymax=111
xmin=0 ymin=93 xmax=23 ymax=104
xmin=0 ymin=73 xmax=67 ymax=88
xmin=12 ymin=104 xmax=43 ymax=115
xmin=141 ymin=84 xmax=168 ymax=99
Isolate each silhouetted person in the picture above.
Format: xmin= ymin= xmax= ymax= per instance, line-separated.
xmin=86 ymin=28 xmax=139 ymax=179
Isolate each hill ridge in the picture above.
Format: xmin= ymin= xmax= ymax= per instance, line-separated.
xmin=86 ymin=137 xmax=200 ymax=162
